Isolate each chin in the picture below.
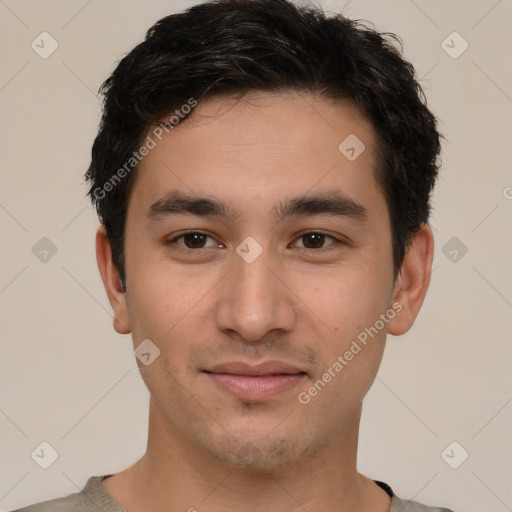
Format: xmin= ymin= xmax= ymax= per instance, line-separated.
xmin=198 ymin=425 xmax=317 ymax=470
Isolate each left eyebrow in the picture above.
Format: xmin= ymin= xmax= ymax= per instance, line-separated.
xmin=145 ymin=190 xmax=369 ymax=224
xmin=272 ymin=193 xmax=369 ymax=223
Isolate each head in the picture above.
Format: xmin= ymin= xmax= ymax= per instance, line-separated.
xmin=89 ymin=0 xmax=440 ymax=468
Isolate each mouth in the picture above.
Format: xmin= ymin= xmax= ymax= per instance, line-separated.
xmin=203 ymin=360 xmax=307 ymax=401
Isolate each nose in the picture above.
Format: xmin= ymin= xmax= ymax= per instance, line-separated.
xmin=214 ymin=244 xmax=297 ymax=343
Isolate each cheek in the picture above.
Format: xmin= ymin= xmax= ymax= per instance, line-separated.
xmin=126 ymin=265 xmax=211 ymax=375
xmin=127 ymin=248 xmax=198 ymax=327
xmin=306 ymin=263 xmax=389 ymax=326
xmin=304 ymin=274 xmax=391 ymax=394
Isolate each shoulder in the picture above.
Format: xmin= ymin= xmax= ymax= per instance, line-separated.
xmin=390 ymin=495 xmax=455 ymax=512
xmin=7 ymin=475 xmax=119 ymax=512
xmin=8 ymin=492 xmax=87 ymax=512
xmin=374 ymin=480 xmax=454 ymax=512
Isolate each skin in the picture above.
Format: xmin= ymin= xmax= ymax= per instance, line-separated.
xmin=96 ymin=91 xmax=434 ymax=512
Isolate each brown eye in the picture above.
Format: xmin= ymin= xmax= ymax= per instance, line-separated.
xmin=182 ymin=232 xmax=207 ymax=248
xmin=168 ymin=232 xmax=219 ymax=250
xmin=294 ymin=232 xmax=338 ymax=249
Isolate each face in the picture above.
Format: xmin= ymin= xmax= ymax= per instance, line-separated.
xmin=112 ymin=91 xmax=401 ymax=468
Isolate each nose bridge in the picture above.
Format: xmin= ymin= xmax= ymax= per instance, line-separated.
xmin=215 ymin=244 xmax=295 ymax=341
xmin=236 ymin=251 xmax=275 ymax=308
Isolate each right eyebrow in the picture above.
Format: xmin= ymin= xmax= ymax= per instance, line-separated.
xmin=146 ymin=190 xmax=240 ymax=222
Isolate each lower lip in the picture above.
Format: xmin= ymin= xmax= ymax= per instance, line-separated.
xmin=206 ymin=372 xmax=306 ymax=401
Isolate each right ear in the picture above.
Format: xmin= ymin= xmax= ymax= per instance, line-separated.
xmin=95 ymin=225 xmax=131 ymax=335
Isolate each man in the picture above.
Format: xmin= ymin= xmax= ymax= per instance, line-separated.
xmin=11 ymin=0 xmax=454 ymax=510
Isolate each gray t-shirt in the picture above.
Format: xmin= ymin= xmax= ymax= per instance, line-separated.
xmin=9 ymin=475 xmax=455 ymax=512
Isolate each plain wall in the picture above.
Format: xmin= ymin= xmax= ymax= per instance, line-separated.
xmin=1 ymin=1 xmax=511 ymax=511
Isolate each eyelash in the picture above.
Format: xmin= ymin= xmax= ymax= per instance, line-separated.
xmin=166 ymin=231 xmax=343 ymax=253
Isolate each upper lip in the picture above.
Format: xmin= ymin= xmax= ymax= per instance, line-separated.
xmin=205 ymin=360 xmax=305 ymax=376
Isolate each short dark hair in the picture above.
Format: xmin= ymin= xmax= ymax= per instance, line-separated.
xmin=85 ymin=0 xmax=441 ymax=289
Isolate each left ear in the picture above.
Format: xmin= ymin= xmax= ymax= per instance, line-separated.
xmin=387 ymin=223 xmax=435 ymax=336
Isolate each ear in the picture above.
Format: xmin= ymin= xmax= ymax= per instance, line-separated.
xmin=387 ymin=223 xmax=434 ymax=336
xmin=95 ymin=225 xmax=131 ymax=335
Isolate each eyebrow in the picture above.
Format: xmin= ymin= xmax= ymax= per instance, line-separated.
xmin=146 ymin=190 xmax=369 ymax=224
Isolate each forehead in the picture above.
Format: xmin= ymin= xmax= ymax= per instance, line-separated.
xmin=128 ymin=91 xmax=386 ymax=225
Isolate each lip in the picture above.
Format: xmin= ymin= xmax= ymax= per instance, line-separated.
xmin=204 ymin=360 xmax=307 ymax=401
xmin=207 ymin=360 xmax=305 ymax=376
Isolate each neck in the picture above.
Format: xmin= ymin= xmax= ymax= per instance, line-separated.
xmin=103 ymin=398 xmax=390 ymax=512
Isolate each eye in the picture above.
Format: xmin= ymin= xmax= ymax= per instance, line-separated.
xmin=167 ymin=231 xmax=220 ymax=250
xmin=166 ymin=230 xmax=342 ymax=252
xmin=292 ymin=232 xmax=340 ymax=250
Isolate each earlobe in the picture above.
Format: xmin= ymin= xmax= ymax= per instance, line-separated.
xmin=387 ymin=224 xmax=435 ymax=336
xmin=95 ymin=225 xmax=131 ymax=335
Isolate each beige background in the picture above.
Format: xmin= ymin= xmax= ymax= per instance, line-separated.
xmin=1 ymin=1 xmax=511 ymax=511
